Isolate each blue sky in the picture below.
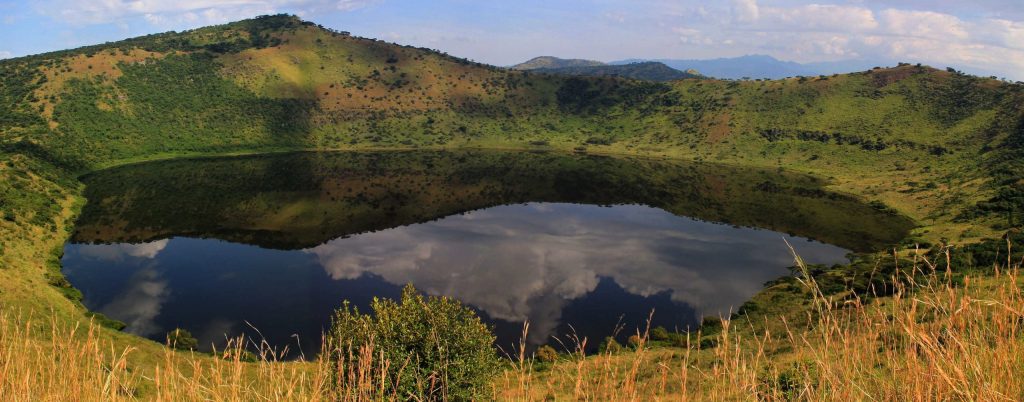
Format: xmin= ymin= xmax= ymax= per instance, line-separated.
xmin=2 ymin=0 xmax=1023 ymax=79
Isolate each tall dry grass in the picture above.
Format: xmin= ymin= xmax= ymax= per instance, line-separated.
xmin=499 ymin=245 xmax=1024 ymax=400
xmin=2 ymin=247 xmax=1022 ymax=401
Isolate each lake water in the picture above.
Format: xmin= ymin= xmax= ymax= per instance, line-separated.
xmin=62 ymin=151 xmax=913 ymax=356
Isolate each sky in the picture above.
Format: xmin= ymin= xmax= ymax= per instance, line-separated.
xmin=1 ymin=0 xmax=1023 ymax=80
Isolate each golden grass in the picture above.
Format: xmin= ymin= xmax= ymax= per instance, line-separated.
xmin=2 ymin=248 xmax=1022 ymax=401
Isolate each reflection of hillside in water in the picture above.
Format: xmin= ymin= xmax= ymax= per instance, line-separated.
xmin=72 ymin=150 xmax=914 ymax=252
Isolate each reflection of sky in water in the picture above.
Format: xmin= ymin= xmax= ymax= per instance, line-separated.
xmin=63 ymin=203 xmax=848 ymax=355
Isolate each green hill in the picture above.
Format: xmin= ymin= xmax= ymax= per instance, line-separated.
xmin=511 ymin=55 xmax=605 ymax=70
xmin=533 ymin=61 xmax=702 ymax=82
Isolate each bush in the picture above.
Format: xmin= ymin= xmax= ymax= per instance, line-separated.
xmin=627 ymin=334 xmax=642 ymax=348
xmin=166 ymin=328 xmax=198 ymax=351
xmin=85 ymin=311 xmax=126 ymax=331
xmin=650 ymin=326 xmax=670 ymax=342
xmin=535 ymin=345 xmax=558 ymax=363
xmin=599 ymin=336 xmax=622 ymax=353
xmin=701 ymin=316 xmax=723 ymax=332
xmin=327 ymin=284 xmax=499 ymax=400
xmin=220 ymin=348 xmax=258 ymax=362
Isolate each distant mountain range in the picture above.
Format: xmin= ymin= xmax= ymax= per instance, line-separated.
xmin=512 ymin=55 xmax=883 ymax=81
xmin=512 ymin=57 xmax=700 ymax=82
xmin=612 ymin=55 xmax=898 ymax=80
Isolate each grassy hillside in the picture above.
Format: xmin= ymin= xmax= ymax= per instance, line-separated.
xmin=1 ymin=13 xmax=1023 ymax=400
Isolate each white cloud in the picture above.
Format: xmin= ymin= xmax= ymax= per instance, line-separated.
xmin=974 ymin=18 xmax=1024 ymax=51
xmin=731 ymin=0 xmax=759 ymax=22
xmin=673 ymin=27 xmax=713 ymax=45
xmin=879 ymin=9 xmax=967 ymax=40
xmin=0 ymin=51 xmax=11 ymax=59
xmin=336 ymin=0 xmax=374 ymax=11
xmin=761 ymin=4 xmax=879 ymax=33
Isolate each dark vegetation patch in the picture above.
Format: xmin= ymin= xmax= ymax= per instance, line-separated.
xmin=555 ymin=77 xmax=676 ymax=114
xmin=958 ymin=88 xmax=1024 ymax=228
xmin=758 ymin=128 xmax=949 ymax=154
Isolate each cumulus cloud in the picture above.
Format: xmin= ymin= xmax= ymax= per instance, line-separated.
xmin=731 ymin=0 xmax=759 ymax=22
xmin=306 ymin=203 xmax=846 ymax=343
xmin=760 ymin=4 xmax=879 ymax=33
xmin=879 ymin=9 xmax=967 ymax=39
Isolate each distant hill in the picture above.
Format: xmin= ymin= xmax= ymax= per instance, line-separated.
xmin=518 ymin=54 xmax=882 ymax=80
xmin=533 ymin=61 xmax=700 ymax=82
xmin=611 ymin=55 xmax=897 ymax=80
xmin=512 ymin=56 xmax=604 ymax=70
xmin=612 ymin=55 xmax=818 ymax=79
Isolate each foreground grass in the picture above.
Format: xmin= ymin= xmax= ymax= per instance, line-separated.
xmin=2 ymin=248 xmax=1021 ymax=400
xmin=500 ymin=249 xmax=1024 ymax=400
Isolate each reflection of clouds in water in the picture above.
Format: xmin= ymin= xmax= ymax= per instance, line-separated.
xmin=97 ymin=267 xmax=169 ymax=337
xmin=194 ymin=318 xmax=239 ymax=350
xmin=78 ymin=239 xmax=169 ymax=261
xmin=307 ymin=203 xmax=848 ymax=343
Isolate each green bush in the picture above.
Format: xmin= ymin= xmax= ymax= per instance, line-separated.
xmin=599 ymin=336 xmax=622 ymax=353
xmin=534 ymin=345 xmax=558 ymax=363
xmin=85 ymin=311 xmax=126 ymax=331
xmin=327 ymin=284 xmax=499 ymax=400
xmin=167 ymin=328 xmax=199 ymax=351
xmin=650 ymin=326 xmax=670 ymax=342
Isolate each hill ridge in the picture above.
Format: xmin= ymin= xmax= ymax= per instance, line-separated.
xmin=511 ymin=56 xmax=605 ymax=70
xmin=530 ymin=61 xmax=701 ymax=82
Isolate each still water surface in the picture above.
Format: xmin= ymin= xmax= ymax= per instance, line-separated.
xmin=62 ymin=151 xmax=913 ymax=356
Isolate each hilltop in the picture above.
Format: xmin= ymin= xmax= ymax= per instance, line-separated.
xmin=513 ymin=56 xmax=701 ymax=81
xmin=530 ymin=61 xmax=701 ymax=82
xmin=511 ymin=55 xmax=605 ymax=70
